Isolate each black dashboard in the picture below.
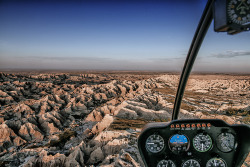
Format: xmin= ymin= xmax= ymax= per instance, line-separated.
xmin=138 ymin=119 xmax=250 ymax=167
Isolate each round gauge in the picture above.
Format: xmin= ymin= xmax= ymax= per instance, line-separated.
xmin=157 ymin=160 xmax=176 ymax=167
xmin=216 ymin=133 xmax=235 ymax=152
xmin=145 ymin=134 xmax=164 ymax=153
xmin=228 ymin=0 xmax=250 ymax=25
xmin=169 ymin=134 xmax=189 ymax=153
xmin=182 ymin=159 xmax=200 ymax=167
xmin=193 ymin=133 xmax=212 ymax=152
xmin=206 ymin=158 xmax=227 ymax=167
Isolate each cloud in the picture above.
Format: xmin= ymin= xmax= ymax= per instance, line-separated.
xmin=212 ymin=50 xmax=250 ymax=58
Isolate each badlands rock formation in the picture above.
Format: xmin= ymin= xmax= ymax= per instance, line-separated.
xmin=0 ymin=72 xmax=249 ymax=166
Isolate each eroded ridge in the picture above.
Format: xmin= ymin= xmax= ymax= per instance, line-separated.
xmin=0 ymin=72 xmax=249 ymax=167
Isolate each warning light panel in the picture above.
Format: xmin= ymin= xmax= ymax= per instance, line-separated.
xmin=169 ymin=123 xmax=212 ymax=130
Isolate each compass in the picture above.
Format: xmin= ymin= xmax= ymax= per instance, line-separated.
xmin=228 ymin=0 xmax=250 ymax=25
xmin=214 ymin=0 xmax=250 ymax=34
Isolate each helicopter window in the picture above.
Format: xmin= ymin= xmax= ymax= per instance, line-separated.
xmin=0 ymin=0 xmax=249 ymax=167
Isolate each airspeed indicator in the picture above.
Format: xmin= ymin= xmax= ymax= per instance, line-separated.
xmin=193 ymin=133 xmax=212 ymax=152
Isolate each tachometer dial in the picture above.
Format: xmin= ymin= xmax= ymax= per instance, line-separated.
xmin=193 ymin=133 xmax=212 ymax=152
xmin=145 ymin=134 xmax=164 ymax=153
xmin=169 ymin=134 xmax=189 ymax=153
xmin=182 ymin=159 xmax=200 ymax=167
xmin=217 ymin=133 xmax=235 ymax=152
xmin=206 ymin=158 xmax=227 ymax=167
xmin=157 ymin=160 xmax=176 ymax=167
xmin=228 ymin=0 xmax=250 ymax=25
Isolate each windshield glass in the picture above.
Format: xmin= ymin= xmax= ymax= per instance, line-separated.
xmin=0 ymin=0 xmax=249 ymax=166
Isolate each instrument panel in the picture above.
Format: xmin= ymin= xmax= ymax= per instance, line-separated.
xmin=138 ymin=119 xmax=250 ymax=167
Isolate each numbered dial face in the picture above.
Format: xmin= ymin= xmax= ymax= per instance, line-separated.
xmin=157 ymin=160 xmax=176 ymax=167
xmin=145 ymin=134 xmax=164 ymax=153
xmin=228 ymin=0 xmax=250 ymax=25
xmin=206 ymin=158 xmax=227 ymax=167
xmin=169 ymin=134 xmax=189 ymax=153
xmin=193 ymin=133 xmax=212 ymax=152
xmin=217 ymin=133 xmax=235 ymax=152
xmin=182 ymin=159 xmax=201 ymax=167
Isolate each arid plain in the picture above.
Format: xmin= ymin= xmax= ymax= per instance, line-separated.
xmin=0 ymin=71 xmax=249 ymax=167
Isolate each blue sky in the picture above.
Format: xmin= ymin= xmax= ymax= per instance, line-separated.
xmin=0 ymin=0 xmax=250 ymax=72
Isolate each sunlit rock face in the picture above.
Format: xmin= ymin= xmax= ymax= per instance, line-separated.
xmin=0 ymin=72 xmax=249 ymax=166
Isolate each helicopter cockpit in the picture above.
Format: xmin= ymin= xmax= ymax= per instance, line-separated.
xmin=138 ymin=119 xmax=250 ymax=167
xmin=137 ymin=0 xmax=250 ymax=166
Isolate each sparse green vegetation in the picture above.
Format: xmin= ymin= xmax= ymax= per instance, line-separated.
xmin=202 ymin=111 xmax=210 ymax=115
xmin=109 ymin=117 xmax=172 ymax=131
xmin=225 ymin=108 xmax=250 ymax=125
xmin=153 ymin=118 xmax=171 ymax=122
xmin=181 ymin=103 xmax=196 ymax=112
xmin=154 ymin=87 xmax=176 ymax=95
xmin=242 ymin=116 xmax=250 ymax=124
xmin=154 ymin=87 xmax=196 ymax=111
xmin=109 ymin=118 xmax=149 ymax=130
xmin=226 ymin=108 xmax=249 ymax=116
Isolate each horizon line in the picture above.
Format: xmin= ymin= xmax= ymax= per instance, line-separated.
xmin=1 ymin=69 xmax=250 ymax=75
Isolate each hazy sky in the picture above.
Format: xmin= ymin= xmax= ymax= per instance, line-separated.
xmin=0 ymin=0 xmax=250 ymax=72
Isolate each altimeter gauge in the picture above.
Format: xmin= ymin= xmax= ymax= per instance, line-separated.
xmin=228 ymin=0 xmax=250 ymax=25
xmin=145 ymin=134 xmax=164 ymax=153
xmin=216 ymin=133 xmax=236 ymax=152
